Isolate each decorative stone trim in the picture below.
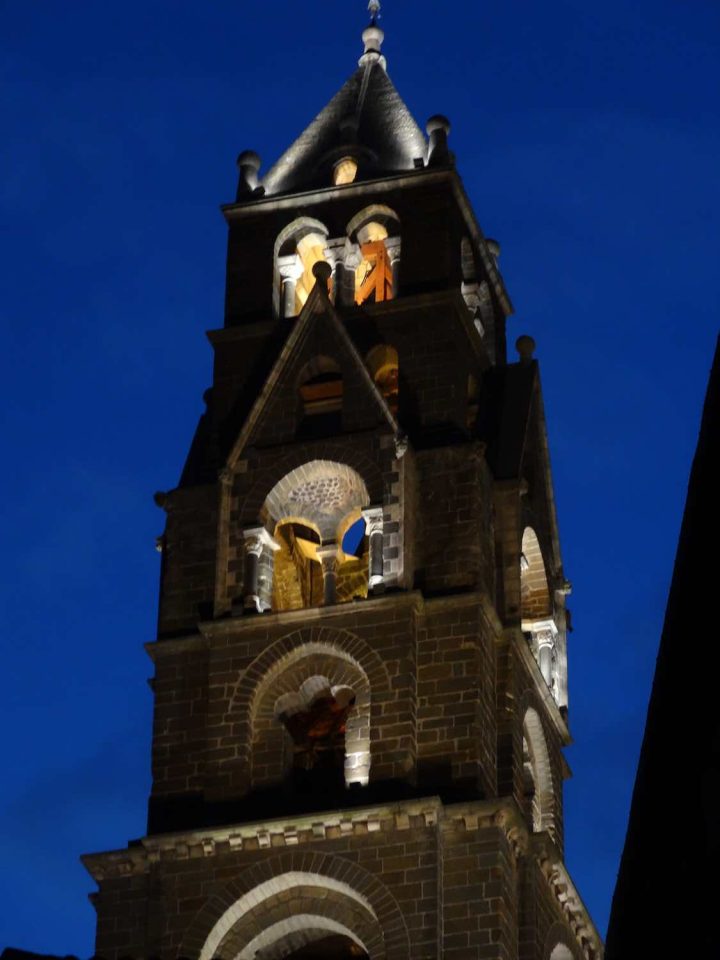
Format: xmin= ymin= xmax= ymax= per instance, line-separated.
xmin=532 ymin=834 xmax=604 ymax=960
xmin=82 ymin=796 xmax=535 ymax=882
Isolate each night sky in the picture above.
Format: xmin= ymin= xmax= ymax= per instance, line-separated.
xmin=1 ymin=1 xmax=718 ymax=954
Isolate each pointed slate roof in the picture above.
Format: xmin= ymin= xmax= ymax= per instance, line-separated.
xmin=261 ymin=60 xmax=428 ymax=196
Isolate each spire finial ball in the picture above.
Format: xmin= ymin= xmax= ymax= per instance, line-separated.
xmin=515 ymin=335 xmax=537 ymax=363
xmin=313 ymin=261 xmax=333 ymax=285
xmin=426 ymin=115 xmax=451 ymax=137
xmin=236 ymin=150 xmax=261 ymax=172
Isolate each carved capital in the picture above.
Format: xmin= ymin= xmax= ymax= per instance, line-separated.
xmin=361 ymin=506 xmax=384 ymax=538
xmin=242 ymin=526 xmax=280 ymax=556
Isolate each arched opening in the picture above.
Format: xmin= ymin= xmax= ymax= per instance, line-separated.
xmin=366 ymin=344 xmax=399 ymax=414
xmin=347 ymin=206 xmax=400 ymax=305
xmin=522 ymin=707 xmax=555 ymax=837
xmin=251 ymin=650 xmax=371 ymax=791
xmin=297 ymin=357 xmax=343 ymax=438
xmin=275 ymin=219 xmax=331 ymax=318
xmin=521 ymin=527 xmax=559 ymax=695
xmin=276 ymin=677 xmax=357 ymax=794
xmin=521 ymin=527 xmax=552 ymax=621
xmin=549 ymin=944 xmax=575 ymax=960
xmin=187 ymin=853 xmax=411 ymax=960
xmin=333 ymin=156 xmax=358 ymax=186
xmin=263 ymin=461 xmax=371 ymax=612
xmin=281 ymin=933 xmax=368 ymax=959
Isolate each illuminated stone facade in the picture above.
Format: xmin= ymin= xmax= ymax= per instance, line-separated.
xmin=82 ymin=18 xmax=602 ymax=960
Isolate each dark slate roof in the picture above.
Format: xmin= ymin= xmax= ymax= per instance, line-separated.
xmin=605 ymin=336 xmax=720 ymax=958
xmin=261 ymin=62 xmax=427 ymax=196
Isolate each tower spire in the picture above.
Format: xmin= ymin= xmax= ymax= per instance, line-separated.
xmin=368 ymin=0 xmax=381 ymax=25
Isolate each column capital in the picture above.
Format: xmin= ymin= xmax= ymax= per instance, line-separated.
xmin=316 ymin=542 xmax=339 ymax=566
xmin=277 ymin=254 xmax=303 ymax=281
xmin=361 ymin=506 xmax=384 ymax=537
xmin=243 ymin=526 xmax=280 ymax=556
xmin=523 ymin=618 xmax=558 ymax=647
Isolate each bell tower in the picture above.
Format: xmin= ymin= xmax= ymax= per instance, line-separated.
xmin=83 ymin=7 xmax=602 ymax=960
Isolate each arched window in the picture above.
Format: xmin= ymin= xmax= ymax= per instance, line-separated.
xmin=333 ymin=156 xmax=358 ymax=185
xmin=346 ymin=205 xmax=400 ymax=305
xmin=366 ymin=344 xmax=399 ymax=414
xmin=521 ymin=526 xmax=560 ymax=696
xmin=261 ymin=461 xmax=371 ymax=612
xmin=522 ymin=707 xmax=555 ymax=837
xmin=276 ymin=677 xmax=357 ymax=793
xmin=275 ymin=218 xmax=330 ymax=318
xmin=548 ymin=944 xmax=575 ymax=960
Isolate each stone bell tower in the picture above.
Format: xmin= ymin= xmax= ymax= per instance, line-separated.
xmin=82 ymin=7 xmax=602 ymax=960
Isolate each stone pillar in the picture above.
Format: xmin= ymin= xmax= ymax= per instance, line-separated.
xmin=528 ymin=618 xmax=559 ymax=693
xmin=277 ymin=257 xmax=302 ymax=318
xmin=362 ymin=506 xmax=384 ymax=589
xmin=344 ymin=247 xmax=362 ymax=304
xmin=242 ymin=527 xmax=279 ymax=613
xmin=461 ymin=281 xmax=484 ymax=336
xmin=316 ymin=543 xmax=339 ymax=606
xmin=326 ymin=239 xmax=346 ymax=303
xmin=386 ymin=237 xmax=401 ymax=297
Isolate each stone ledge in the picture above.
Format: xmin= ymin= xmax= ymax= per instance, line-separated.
xmin=532 ymin=833 xmax=604 ymax=960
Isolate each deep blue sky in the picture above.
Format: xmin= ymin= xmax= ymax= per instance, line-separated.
xmin=1 ymin=1 xmax=718 ymax=954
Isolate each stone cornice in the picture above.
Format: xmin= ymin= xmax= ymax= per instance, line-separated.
xmin=81 ymin=797 xmax=599 ymax=959
xmin=532 ymin=833 xmax=605 ymax=960
xmin=220 ymin=168 xmax=448 ymax=220
xmin=145 ymin=589 xmax=502 ymax=660
xmin=81 ymin=797 xmax=525 ymax=882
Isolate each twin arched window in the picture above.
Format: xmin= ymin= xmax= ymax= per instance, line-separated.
xmin=274 ymin=207 xmax=400 ymax=318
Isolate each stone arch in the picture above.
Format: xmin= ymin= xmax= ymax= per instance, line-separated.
xmin=180 ymin=850 xmax=410 ymax=960
xmin=544 ymin=924 xmax=581 ymax=960
xmin=522 ymin=705 xmax=556 ymax=838
xmin=274 ymin=216 xmax=331 ymax=318
xmin=261 ymin=461 xmax=371 ymax=610
xmin=239 ymin=445 xmax=384 ymax=527
xmin=231 ymin=627 xmax=391 ymax=790
xmin=521 ymin=526 xmax=552 ymax=622
xmin=346 ymin=204 xmax=400 ymax=241
xmin=263 ymin=460 xmax=369 ymax=543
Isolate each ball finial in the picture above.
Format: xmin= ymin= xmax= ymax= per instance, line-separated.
xmin=515 ymin=335 xmax=537 ymax=363
xmin=312 ymin=260 xmax=333 ymax=287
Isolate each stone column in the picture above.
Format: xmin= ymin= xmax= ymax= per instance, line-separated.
xmin=386 ymin=237 xmax=401 ymax=297
xmin=362 ymin=506 xmax=385 ymax=589
xmin=242 ymin=527 xmax=279 ymax=613
xmin=316 ymin=543 xmax=339 ymax=606
xmin=277 ymin=257 xmax=302 ymax=318
xmin=344 ymin=247 xmax=362 ymax=304
xmin=529 ymin=618 xmax=558 ymax=692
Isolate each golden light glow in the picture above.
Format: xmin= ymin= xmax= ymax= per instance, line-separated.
xmin=333 ymin=157 xmax=358 ymax=185
xmin=355 ymin=224 xmax=393 ymax=305
xmin=295 ymin=232 xmax=328 ymax=310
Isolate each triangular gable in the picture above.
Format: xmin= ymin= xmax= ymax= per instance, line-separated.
xmin=225 ymin=281 xmax=399 ymax=471
xmin=261 ymin=63 xmax=427 ymax=196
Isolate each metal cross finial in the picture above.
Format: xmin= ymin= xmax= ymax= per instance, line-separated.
xmin=368 ymin=0 xmax=381 ymax=25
